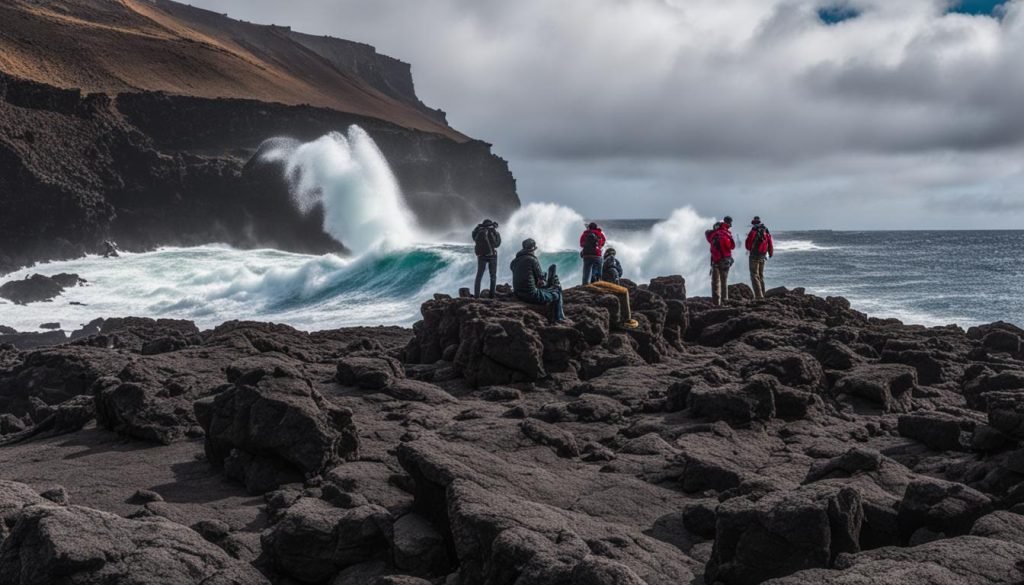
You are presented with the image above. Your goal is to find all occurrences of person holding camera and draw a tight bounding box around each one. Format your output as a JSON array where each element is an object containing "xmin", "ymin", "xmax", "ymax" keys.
[
  {"xmin": 705, "ymin": 216, "xmax": 736, "ymax": 306},
  {"xmin": 471, "ymin": 218, "xmax": 502, "ymax": 298}
]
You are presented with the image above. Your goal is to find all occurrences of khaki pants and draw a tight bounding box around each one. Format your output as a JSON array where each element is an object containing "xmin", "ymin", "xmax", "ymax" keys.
[
  {"xmin": 587, "ymin": 281, "xmax": 632, "ymax": 323},
  {"xmin": 711, "ymin": 261, "xmax": 731, "ymax": 306},
  {"xmin": 749, "ymin": 257, "xmax": 766, "ymax": 300}
]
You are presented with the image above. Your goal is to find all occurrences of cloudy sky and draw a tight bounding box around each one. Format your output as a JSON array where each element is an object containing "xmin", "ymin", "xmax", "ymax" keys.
[{"xmin": 189, "ymin": 0, "xmax": 1023, "ymax": 229}]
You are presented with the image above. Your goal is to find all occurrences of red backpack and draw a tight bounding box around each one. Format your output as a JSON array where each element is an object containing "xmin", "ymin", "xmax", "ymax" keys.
[{"xmin": 751, "ymin": 225, "xmax": 771, "ymax": 255}]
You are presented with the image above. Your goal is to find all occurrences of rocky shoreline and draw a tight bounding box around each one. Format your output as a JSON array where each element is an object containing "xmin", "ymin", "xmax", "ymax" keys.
[{"xmin": 1, "ymin": 278, "xmax": 1023, "ymax": 584}]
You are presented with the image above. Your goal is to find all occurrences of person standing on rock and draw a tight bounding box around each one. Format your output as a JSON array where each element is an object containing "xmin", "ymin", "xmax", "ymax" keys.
[
  {"xmin": 579, "ymin": 222, "xmax": 606, "ymax": 286},
  {"xmin": 744, "ymin": 216, "xmax": 774, "ymax": 300},
  {"xmin": 511, "ymin": 239, "xmax": 571, "ymax": 325},
  {"xmin": 601, "ymin": 248, "xmax": 623, "ymax": 284},
  {"xmin": 472, "ymin": 219, "xmax": 501, "ymax": 298},
  {"xmin": 705, "ymin": 217, "xmax": 736, "ymax": 306}
]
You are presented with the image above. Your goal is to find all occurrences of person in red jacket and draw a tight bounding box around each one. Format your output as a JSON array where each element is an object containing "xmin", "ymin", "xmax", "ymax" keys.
[
  {"xmin": 579, "ymin": 222, "xmax": 606, "ymax": 286},
  {"xmin": 705, "ymin": 216, "xmax": 736, "ymax": 306},
  {"xmin": 744, "ymin": 216, "xmax": 775, "ymax": 300}
]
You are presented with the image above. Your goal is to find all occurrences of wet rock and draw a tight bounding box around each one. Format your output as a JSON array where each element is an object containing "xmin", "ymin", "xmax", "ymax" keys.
[{"xmin": 0, "ymin": 273, "xmax": 81, "ymax": 304}]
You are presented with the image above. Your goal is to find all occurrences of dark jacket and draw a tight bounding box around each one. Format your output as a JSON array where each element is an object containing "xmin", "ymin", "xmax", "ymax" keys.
[
  {"xmin": 602, "ymin": 255, "xmax": 623, "ymax": 283},
  {"xmin": 472, "ymin": 224, "xmax": 501, "ymax": 257},
  {"xmin": 510, "ymin": 249, "xmax": 544, "ymax": 295}
]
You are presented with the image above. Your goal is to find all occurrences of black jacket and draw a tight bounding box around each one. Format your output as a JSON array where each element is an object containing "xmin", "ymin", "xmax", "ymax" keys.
[
  {"xmin": 602, "ymin": 256, "xmax": 622, "ymax": 283},
  {"xmin": 510, "ymin": 249, "xmax": 543, "ymax": 294},
  {"xmin": 472, "ymin": 225, "xmax": 501, "ymax": 257}
]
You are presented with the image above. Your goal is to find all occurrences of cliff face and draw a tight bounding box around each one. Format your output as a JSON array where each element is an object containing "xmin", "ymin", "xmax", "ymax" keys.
[{"xmin": 0, "ymin": 0, "xmax": 519, "ymax": 271}]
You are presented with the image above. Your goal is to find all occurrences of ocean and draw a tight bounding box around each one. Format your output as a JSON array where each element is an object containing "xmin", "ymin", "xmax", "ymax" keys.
[
  {"xmin": 0, "ymin": 128, "xmax": 1020, "ymax": 333},
  {"xmin": 0, "ymin": 223, "xmax": 1020, "ymax": 333}
]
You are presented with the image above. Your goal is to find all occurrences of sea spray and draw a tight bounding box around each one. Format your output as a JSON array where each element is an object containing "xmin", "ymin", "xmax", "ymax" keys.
[{"xmin": 257, "ymin": 127, "xmax": 418, "ymax": 254}]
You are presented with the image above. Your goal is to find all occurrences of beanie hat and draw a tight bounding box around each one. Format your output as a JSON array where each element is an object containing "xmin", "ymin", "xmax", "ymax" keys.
[
  {"xmin": 751, "ymin": 216, "xmax": 761, "ymax": 225},
  {"xmin": 588, "ymin": 222, "xmax": 598, "ymax": 230},
  {"xmin": 723, "ymin": 216, "xmax": 733, "ymax": 226},
  {"xmin": 605, "ymin": 247, "xmax": 616, "ymax": 256},
  {"xmin": 522, "ymin": 238, "xmax": 537, "ymax": 251}
]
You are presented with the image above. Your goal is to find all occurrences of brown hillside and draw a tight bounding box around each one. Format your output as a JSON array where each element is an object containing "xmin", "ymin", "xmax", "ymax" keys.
[{"xmin": 0, "ymin": 0, "xmax": 465, "ymax": 141}]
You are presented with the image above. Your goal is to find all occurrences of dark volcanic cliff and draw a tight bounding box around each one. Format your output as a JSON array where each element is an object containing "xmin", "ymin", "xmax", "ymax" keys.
[{"xmin": 0, "ymin": 0, "xmax": 519, "ymax": 272}]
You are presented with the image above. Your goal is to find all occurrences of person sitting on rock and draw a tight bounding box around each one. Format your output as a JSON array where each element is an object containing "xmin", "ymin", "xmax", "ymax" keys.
[
  {"xmin": 579, "ymin": 222, "xmax": 606, "ymax": 286},
  {"xmin": 601, "ymin": 247, "xmax": 623, "ymax": 284},
  {"xmin": 705, "ymin": 217, "xmax": 735, "ymax": 306},
  {"xmin": 744, "ymin": 216, "xmax": 774, "ymax": 300},
  {"xmin": 471, "ymin": 219, "xmax": 501, "ymax": 298},
  {"xmin": 511, "ymin": 239, "xmax": 571, "ymax": 325}
]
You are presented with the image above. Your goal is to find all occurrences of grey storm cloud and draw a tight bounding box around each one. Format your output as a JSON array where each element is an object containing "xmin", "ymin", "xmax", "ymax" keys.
[{"xmin": 187, "ymin": 0, "xmax": 1024, "ymax": 228}]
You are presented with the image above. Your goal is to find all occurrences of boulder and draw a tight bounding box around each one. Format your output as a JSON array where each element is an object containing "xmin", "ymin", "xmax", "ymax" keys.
[
  {"xmin": 392, "ymin": 512, "xmax": 446, "ymax": 575},
  {"xmin": 199, "ymin": 367, "xmax": 359, "ymax": 493},
  {"xmin": 987, "ymin": 391, "xmax": 1024, "ymax": 441},
  {"xmin": 763, "ymin": 536, "xmax": 1024, "ymax": 584},
  {"xmin": 0, "ymin": 499, "xmax": 269, "ymax": 584},
  {"xmin": 93, "ymin": 361, "xmax": 207, "ymax": 444},
  {"xmin": 833, "ymin": 364, "xmax": 917, "ymax": 413},
  {"xmin": 897, "ymin": 412, "xmax": 969, "ymax": 452},
  {"xmin": 706, "ymin": 484, "xmax": 863, "ymax": 585},
  {"xmin": 337, "ymin": 356, "xmax": 405, "ymax": 390},
  {"xmin": 0, "ymin": 273, "xmax": 80, "ymax": 304},
  {"xmin": 970, "ymin": 511, "xmax": 1024, "ymax": 546},
  {"xmin": 897, "ymin": 477, "xmax": 992, "ymax": 541},
  {"xmin": 262, "ymin": 498, "xmax": 391, "ymax": 583}
]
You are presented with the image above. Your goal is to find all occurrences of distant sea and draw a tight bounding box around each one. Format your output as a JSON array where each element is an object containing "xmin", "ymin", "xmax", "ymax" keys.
[
  {"xmin": 607, "ymin": 221, "xmax": 1023, "ymax": 328},
  {"xmin": 1, "ymin": 214, "xmax": 1019, "ymax": 332}
]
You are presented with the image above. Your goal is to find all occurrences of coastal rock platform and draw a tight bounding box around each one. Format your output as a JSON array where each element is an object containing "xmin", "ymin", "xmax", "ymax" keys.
[{"xmin": 1, "ymin": 278, "xmax": 1023, "ymax": 584}]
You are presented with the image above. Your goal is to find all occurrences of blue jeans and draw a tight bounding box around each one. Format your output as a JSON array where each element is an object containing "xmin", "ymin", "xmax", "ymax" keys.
[
  {"xmin": 517, "ymin": 288, "xmax": 565, "ymax": 322},
  {"xmin": 582, "ymin": 256, "xmax": 601, "ymax": 286},
  {"xmin": 475, "ymin": 255, "xmax": 497, "ymax": 298}
]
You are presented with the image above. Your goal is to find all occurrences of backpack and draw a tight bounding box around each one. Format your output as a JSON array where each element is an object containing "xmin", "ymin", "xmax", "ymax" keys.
[
  {"xmin": 474, "ymin": 227, "xmax": 496, "ymax": 256},
  {"xmin": 751, "ymin": 225, "xmax": 770, "ymax": 256},
  {"xmin": 582, "ymin": 231, "xmax": 599, "ymax": 256}
]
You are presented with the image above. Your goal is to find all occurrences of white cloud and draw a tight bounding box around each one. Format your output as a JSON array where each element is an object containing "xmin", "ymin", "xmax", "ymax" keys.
[{"xmin": 187, "ymin": 0, "xmax": 1024, "ymax": 227}]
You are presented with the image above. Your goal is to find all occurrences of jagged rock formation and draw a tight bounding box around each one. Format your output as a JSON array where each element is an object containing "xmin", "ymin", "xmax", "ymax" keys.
[
  {"xmin": 0, "ymin": 0, "xmax": 519, "ymax": 272},
  {"xmin": 1, "ymin": 283, "xmax": 1024, "ymax": 583}
]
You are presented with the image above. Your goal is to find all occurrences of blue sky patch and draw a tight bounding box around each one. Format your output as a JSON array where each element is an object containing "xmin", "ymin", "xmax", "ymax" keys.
[
  {"xmin": 818, "ymin": 5, "xmax": 861, "ymax": 25},
  {"xmin": 947, "ymin": 0, "xmax": 1006, "ymax": 15}
]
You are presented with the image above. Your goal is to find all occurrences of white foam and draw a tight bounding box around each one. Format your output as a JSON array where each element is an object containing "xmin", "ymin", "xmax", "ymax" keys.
[
  {"xmin": 257, "ymin": 127, "xmax": 419, "ymax": 254},
  {"xmin": 774, "ymin": 240, "xmax": 835, "ymax": 252}
]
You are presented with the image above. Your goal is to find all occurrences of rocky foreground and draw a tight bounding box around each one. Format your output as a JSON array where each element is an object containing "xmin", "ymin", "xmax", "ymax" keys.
[{"xmin": 1, "ymin": 279, "xmax": 1024, "ymax": 584}]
